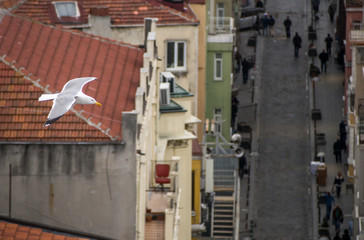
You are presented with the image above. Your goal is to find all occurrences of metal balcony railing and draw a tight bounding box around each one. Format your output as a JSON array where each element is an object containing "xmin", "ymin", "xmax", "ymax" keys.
[
  {"xmin": 358, "ymin": 100, "xmax": 364, "ymax": 144},
  {"xmin": 208, "ymin": 17, "xmax": 234, "ymax": 35},
  {"xmin": 350, "ymin": 22, "xmax": 364, "ymax": 40},
  {"xmin": 346, "ymin": 0, "xmax": 363, "ymax": 7}
]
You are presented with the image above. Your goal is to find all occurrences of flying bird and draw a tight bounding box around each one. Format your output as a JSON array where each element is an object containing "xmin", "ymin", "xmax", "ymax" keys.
[{"xmin": 39, "ymin": 77, "xmax": 101, "ymax": 127}]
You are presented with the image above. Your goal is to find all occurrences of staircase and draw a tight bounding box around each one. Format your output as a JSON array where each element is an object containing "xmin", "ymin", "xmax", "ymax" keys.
[{"xmin": 212, "ymin": 170, "xmax": 236, "ymax": 238}]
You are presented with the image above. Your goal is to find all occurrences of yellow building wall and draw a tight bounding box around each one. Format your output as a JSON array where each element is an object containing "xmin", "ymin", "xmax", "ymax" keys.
[{"xmin": 192, "ymin": 159, "xmax": 201, "ymax": 224}]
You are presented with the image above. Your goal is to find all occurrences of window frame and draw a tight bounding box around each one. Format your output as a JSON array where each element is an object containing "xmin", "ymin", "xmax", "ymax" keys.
[
  {"xmin": 166, "ymin": 40, "xmax": 187, "ymax": 72},
  {"xmin": 216, "ymin": 2, "xmax": 225, "ymax": 28},
  {"xmin": 214, "ymin": 53, "xmax": 223, "ymax": 81},
  {"xmin": 213, "ymin": 108, "xmax": 222, "ymax": 133},
  {"xmin": 52, "ymin": 1, "xmax": 80, "ymax": 18}
]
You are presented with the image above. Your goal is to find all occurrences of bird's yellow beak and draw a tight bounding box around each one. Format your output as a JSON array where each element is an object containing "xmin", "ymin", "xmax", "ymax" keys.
[{"xmin": 95, "ymin": 102, "xmax": 102, "ymax": 106}]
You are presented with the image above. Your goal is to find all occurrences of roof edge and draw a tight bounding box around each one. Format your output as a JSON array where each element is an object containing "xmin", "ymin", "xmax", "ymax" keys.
[
  {"xmin": 0, "ymin": 215, "xmax": 115, "ymax": 240},
  {"xmin": 0, "ymin": 55, "xmax": 119, "ymax": 141}
]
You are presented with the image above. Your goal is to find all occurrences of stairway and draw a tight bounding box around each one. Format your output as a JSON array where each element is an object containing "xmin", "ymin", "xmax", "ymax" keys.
[
  {"xmin": 212, "ymin": 195, "xmax": 235, "ymax": 238},
  {"xmin": 212, "ymin": 170, "xmax": 237, "ymax": 238}
]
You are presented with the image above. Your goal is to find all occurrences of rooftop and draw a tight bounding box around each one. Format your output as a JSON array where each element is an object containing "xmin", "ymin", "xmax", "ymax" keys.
[
  {"xmin": 0, "ymin": 12, "xmax": 144, "ymax": 141},
  {"xmin": 9, "ymin": 0, "xmax": 199, "ymax": 26}
]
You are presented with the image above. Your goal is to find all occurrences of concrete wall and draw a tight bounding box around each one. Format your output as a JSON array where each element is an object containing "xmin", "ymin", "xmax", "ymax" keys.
[{"xmin": 0, "ymin": 113, "xmax": 138, "ymax": 240}]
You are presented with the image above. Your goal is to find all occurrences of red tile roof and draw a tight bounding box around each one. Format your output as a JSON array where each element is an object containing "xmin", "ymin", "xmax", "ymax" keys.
[
  {"xmin": 0, "ymin": 0, "xmax": 23, "ymax": 10},
  {"xmin": 11, "ymin": 0, "xmax": 199, "ymax": 26},
  {"xmin": 0, "ymin": 13, "xmax": 144, "ymax": 142},
  {"xmin": 0, "ymin": 221, "xmax": 90, "ymax": 240}
]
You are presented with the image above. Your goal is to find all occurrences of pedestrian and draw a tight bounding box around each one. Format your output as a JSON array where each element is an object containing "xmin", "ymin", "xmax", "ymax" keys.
[
  {"xmin": 333, "ymin": 138, "xmax": 342, "ymax": 163},
  {"xmin": 239, "ymin": 155, "xmax": 246, "ymax": 178},
  {"xmin": 313, "ymin": 0, "xmax": 320, "ymax": 13},
  {"xmin": 319, "ymin": 49, "xmax": 329, "ymax": 73},
  {"xmin": 340, "ymin": 120, "xmax": 347, "ymax": 152},
  {"xmin": 231, "ymin": 97, "xmax": 239, "ymax": 129},
  {"xmin": 325, "ymin": 192, "xmax": 335, "ymax": 220},
  {"xmin": 328, "ymin": 3, "xmax": 336, "ymax": 22},
  {"xmin": 325, "ymin": 34, "xmax": 334, "ymax": 57},
  {"xmin": 241, "ymin": 58, "xmax": 250, "ymax": 84},
  {"xmin": 254, "ymin": 16, "xmax": 261, "ymax": 35},
  {"xmin": 332, "ymin": 205, "xmax": 344, "ymax": 231},
  {"xmin": 268, "ymin": 15, "xmax": 275, "ymax": 36},
  {"xmin": 292, "ymin": 32, "xmax": 302, "ymax": 57},
  {"xmin": 283, "ymin": 16, "xmax": 292, "ymax": 38},
  {"xmin": 255, "ymin": 0, "xmax": 264, "ymax": 8},
  {"xmin": 333, "ymin": 172, "xmax": 344, "ymax": 198},
  {"xmin": 261, "ymin": 14, "xmax": 269, "ymax": 36},
  {"xmin": 333, "ymin": 231, "xmax": 342, "ymax": 240},
  {"xmin": 235, "ymin": 51, "xmax": 242, "ymax": 74},
  {"xmin": 342, "ymin": 229, "xmax": 350, "ymax": 240}
]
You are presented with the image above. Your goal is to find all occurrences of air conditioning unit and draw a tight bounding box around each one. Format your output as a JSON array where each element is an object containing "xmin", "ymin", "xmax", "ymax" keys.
[
  {"xmin": 160, "ymin": 82, "xmax": 170, "ymax": 105},
  {"xmin": 160, "ymin": 72, "xmax": 176, "ymax": 93}
]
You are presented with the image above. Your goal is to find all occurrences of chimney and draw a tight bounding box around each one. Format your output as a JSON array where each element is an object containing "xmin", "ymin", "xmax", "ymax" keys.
[
  {"xmin": 90, "ymin": 7, "xmax": 109, "ymax": 16},
  {"xmin": 88, "ymin": 7, "xmax": 111, "ymax": 39},
  {"xmin": 162, "ymin": 0, "xmax": 184, "ymax": 12}
]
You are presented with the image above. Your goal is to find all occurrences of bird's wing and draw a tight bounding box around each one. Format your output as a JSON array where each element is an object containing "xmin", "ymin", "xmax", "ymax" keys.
[
  {"xmin": 44, "ymin": 94, "xmax": 76, "ymax": 126},
  {"xmin": 61, "ymin": 77, "xmax": 97, "ymax": 95},
  {"xmin": 43, "ymin": 77, "xmax": 97, "ymax": 126}
]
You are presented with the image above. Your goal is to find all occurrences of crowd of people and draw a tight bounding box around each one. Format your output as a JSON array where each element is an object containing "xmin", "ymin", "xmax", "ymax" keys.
[{"xmin": 235, "ymin": 0, "xmax": 352, "ymax": 239}]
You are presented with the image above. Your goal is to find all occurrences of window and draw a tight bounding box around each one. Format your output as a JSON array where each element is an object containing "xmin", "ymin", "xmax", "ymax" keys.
[
  {"xmin": 166, "ymin": 41, "xmax": 186, "ymax": 71},
  {"xmin": 214, "ymin": 108, "xmax": 222, "ymax": 133},
  {"xmin": 214, "ymin": 53, "xmax": 223, "ymax": 80},
  {"xmin": 53, "ymin": 1, "xmax": 80, "ymax": 18},
  {"xmin": 216, "ymin": 3, "xmax": 225, "ymax": 28}
]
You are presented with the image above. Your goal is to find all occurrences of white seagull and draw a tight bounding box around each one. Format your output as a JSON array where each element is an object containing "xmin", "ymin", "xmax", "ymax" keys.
[{"xmin": 39, "ymin": 77, "xmax": 101, "ymax": 127}]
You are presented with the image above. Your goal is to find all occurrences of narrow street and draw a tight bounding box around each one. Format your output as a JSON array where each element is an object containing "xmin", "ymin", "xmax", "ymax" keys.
[
  {"xmin": 253, "ymin": 0, "xmax": 312, "ymax": 238},
  {"xmin": 236, "ymin": 0, "xmax": 351, "ymax": 239}
]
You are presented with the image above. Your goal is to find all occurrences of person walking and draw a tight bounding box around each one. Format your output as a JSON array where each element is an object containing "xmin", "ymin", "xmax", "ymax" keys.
[
  {"xmin": 239, "ymin": 154, "xmax": 246, "ymax": 178},
  {"xmin": 333, "ymin": 231, "xmax": 342, "ymax": 240},
  {"xmin": 235, "ymin": 51, "xmax": 242, "ymax": 74},
  {"xmin": 231, "ymin": 97, "xmax": 239, "ymax": 129},
  {"xmin": 332, "ymin": 205, "xmax": 344, "ymax": 231},
  {"xmin": 325, "ymin": 192, "xmax": 335, "ymax": 220},
  {"xmin": 325, "ymin": 34, "xmax": 334, "ymax": 57},
  {"xmin": 342, "ymin": 229, "xmax": 351, "ymax": 240},
  {"xmin": 333, "ymin": 138, "xmax": 342, "ymax": 163},
  {"xmin": 261, "ymin": 14, "xmax": 269, "ymax": 36},
  {"xmin": 328, "ymin": 3, "xmax": 336, "ymax": 22},
  {"xmin": 292, "ymin": 32, "xmax": 302, "ymax": 57},
  {"xmin": 340, "ymin": 120, "xmax": 347, "ymax": 152},
  {"xmin": 333, "ymin": 172, "xmax": 344, "ymax": 198},
  {"xmin": 255, "ymin": 0, "xmax": 264, "ymax": 8},
  {"xmin": 241, "ymin": 58, "xmax": 250, "ymax": 84},
  {"xmin": 319, "ymin": 49, "xmax": 329, "ymax": 73},
  {"xmin": 268, "ymin": 15, "xmax": 275, "ymax": 36},
  {"xmin": 283, "ymin": 16, "xmax": 292, "ymax": 38}
]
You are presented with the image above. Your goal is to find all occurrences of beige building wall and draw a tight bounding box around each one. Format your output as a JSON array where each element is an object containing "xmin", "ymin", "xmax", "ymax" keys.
[
  {"xmin": 190, "ymin": 3, "xmax": 207, "ymax": 142},
  {"xmin": 88, "ymin": 21, "xmax": 199, "ymax": 119},
  {"xmin": 163, "ymin": 139, "xmax": 193, "ymax": 239}
]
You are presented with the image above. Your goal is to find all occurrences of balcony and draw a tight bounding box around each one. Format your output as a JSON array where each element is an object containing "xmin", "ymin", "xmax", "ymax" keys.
[
  {"xmin": 346, "ymin": 0, "xmax": 363, "ymax": 7},
  {"xmin": 207, "ymin": 17, "xmax": 235, "ymax": 43},
  {"xmin": 145, "ymin": 160, "xmax": 180, "ymax": 239},
  {"xmin": 350, "ymin": 23, "xmax": 364, "ymax": 42},
  {"xmin": 358, "ymin": 100, "xmax": 364, "ymax": 144}
]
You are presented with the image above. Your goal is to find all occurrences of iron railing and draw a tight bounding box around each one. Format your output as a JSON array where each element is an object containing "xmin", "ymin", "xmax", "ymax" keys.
[{"xmin": 208, "ymin": 17, "xmax": 234, "ymax": 35}]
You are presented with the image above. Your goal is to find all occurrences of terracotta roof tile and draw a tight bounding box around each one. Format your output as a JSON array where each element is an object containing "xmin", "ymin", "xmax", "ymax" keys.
[
  {"xmin": 0, "ymin": 13, "xmax": 143, "ymax": 141},
  {"xmin": 0, "ymin": 221, "xmax": 93, "ymax": 240},
  {"xmin": 11, "ymin": 0, "xmax": 198, "ymax": 26}
]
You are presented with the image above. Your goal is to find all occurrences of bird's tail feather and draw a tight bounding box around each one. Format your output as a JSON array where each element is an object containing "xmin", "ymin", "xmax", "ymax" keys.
[{"xmin": 39, "ymin": 93, "xmax": 58, "ymax": 101}]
